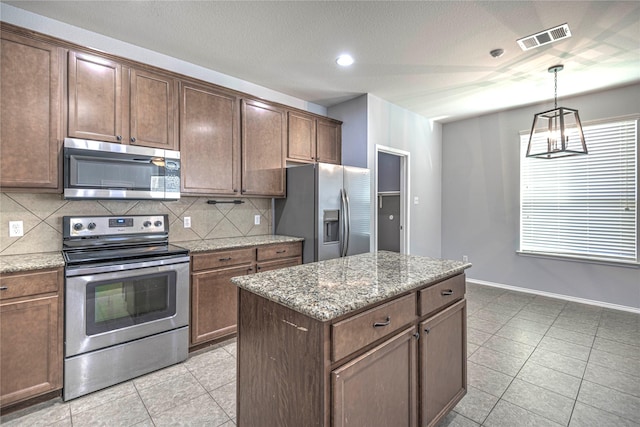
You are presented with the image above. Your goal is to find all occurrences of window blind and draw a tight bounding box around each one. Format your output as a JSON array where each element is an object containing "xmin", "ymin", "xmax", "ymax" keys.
[{"xmin": 520, "ymin": 118, "xmax": 638, "ymax": 263}]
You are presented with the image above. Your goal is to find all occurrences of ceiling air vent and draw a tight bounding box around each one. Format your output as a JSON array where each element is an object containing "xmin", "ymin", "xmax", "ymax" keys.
[{"xmin": 517, "ymin": 23, "xmax": 572, "ymax": 51}]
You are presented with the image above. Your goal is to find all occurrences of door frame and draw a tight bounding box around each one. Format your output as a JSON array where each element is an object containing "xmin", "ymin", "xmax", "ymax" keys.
[{"xmin": 375, "ymin": 145, "xmax": 410, "ymax": 254}]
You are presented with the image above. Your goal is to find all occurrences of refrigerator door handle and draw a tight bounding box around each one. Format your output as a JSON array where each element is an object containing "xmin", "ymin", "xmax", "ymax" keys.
[
  {"xmin": 344, "ymin": 188, "xmax": 351, "ymax": 256},
  {"xmin": 340, "ymin": 189, "xmax": 348, "ymax": 257}
]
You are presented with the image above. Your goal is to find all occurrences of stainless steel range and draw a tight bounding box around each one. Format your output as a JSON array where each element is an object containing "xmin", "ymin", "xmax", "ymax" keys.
[{"xmin": 62, "ymin": 214, "xmax": 189, "ymax": 401}]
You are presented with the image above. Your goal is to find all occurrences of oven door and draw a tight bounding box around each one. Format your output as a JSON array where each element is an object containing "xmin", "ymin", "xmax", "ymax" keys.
[{"xmin": 65, "ymin": 256, "xmax": 189, "ymax": 357}]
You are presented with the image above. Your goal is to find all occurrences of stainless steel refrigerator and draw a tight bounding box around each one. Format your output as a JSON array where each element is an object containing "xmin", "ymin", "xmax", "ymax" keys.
[{"xmin": 274, "ymin": 163, "xmax": 371, "ymax": 264}]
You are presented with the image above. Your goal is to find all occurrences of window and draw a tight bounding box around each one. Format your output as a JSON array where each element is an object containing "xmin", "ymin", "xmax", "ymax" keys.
[{"xmin": 519, "ymin": 117, "xmax": 638, "ymax": 265}]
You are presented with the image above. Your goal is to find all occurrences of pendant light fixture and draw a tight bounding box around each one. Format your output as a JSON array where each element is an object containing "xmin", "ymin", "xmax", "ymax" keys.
[{"xmin": 526, "ymin": 65, "xmax": 587, "ymax": 158}]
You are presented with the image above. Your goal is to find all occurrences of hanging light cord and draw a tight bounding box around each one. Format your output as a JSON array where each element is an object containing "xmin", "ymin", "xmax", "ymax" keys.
[{"xmin": 553, "ymin": 68, "xmax": 558, "ymax": 109}]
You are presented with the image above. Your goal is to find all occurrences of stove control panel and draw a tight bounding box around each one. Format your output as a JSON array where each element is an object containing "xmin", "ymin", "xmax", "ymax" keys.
[{"xmin": 65, "ymin": 215, "xmax": 168, "ymax": 237}]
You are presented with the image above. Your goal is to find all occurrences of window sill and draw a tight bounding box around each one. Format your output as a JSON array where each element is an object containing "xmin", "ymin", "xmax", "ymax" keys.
[{"xmin": 516, "ymin": 251, "xmax": 640, "ymax": 269}]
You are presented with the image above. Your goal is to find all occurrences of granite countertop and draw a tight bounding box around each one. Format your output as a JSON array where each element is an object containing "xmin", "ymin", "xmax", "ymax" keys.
[
  {"xmin": 174, "ymin": 235, "xmax": 304, "ymax": 253},
  {"xmin": 0, "ymin": 252, "xmax": 65, "ymax": 274},
  {"xmin": 0, "ymin": 235, "xmax": 303, "ymax": 274},
  {"xmin": 231, "ymin": 251, "xmax": 472, "ymax": 322}
]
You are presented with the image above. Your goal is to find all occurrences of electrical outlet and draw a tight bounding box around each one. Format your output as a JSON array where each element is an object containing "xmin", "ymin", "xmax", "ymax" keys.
[
  {"xmin": 183, "ymin": 216, "xmax": 191, "ymax": 228},
  {"xmin": 9, "ymin": 221, "xmax": 23, "ymax": 237},
  {"xmin": 254, "ymin": 215, "xmax": 261, "ymax": 225},
  {"xmin": 414, "ymin": 196, "xmax": 419, "ymax": 205},
  {"xmin": 462, "ymin": 255, "xmax": 469, "ymax": 263}
]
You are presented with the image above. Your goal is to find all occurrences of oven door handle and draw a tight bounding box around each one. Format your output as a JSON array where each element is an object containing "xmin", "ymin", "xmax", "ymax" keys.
[{"xmin": 65, "ymin": 255, "xmax": 190, "ymax": 277}]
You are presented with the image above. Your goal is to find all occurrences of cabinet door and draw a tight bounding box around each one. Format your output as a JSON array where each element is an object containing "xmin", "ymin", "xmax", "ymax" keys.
[
  {"xmin": 316, "ymin": 118, "xmax": 341, "ymax": 165},
  {"xmin": 0, "ymin": 31, "xmax": 63, "ymax": 190},
  {"xmin": 180, "ymin": 82, "xmax": 240, "ymax": 195},
  {"xmin": 241, "ymin": 99, "xmax": 286, "ymax": 197},
  {"xmin": 68, "ymin": 51, "xmax": 123, "ymax": 143},
  {"xmin": 0, "ymin": 296, "xmax": 61, "ymax": 407},
  {"xmin": 420, "ymin": 299, "xmax": 467, "ymax": 427},
  {"xmin": 332, "ymin": 327, "xmax": 418, "ymax": 427},
  {"xmin": 191, "ymin": 264, "xmax": 253, "ymax": 346},
  {"xmin": 129, "ymin": 68, "xmax": 178, "ymax": 150},
  {"xmin": 287, "ymin": 111, "xmax": 316, "ymax": 162}
]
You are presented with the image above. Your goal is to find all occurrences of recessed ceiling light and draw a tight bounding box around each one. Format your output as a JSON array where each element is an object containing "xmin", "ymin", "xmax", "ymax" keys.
[{"xmin": 336, "ymin": 54, "xmax": 354, "ymax": 67}]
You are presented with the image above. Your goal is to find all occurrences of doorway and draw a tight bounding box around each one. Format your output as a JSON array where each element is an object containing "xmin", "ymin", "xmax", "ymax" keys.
[{"xmin": 375, "ymin": 146, "xmax": 409, "ymax": 254}]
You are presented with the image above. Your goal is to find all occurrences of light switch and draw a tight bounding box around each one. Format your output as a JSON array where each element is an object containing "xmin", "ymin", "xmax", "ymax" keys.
[
  {"xmin": 254, "ymin": 215, "xmax": 261, "ymax": 225},
  {"xmin": 414, "ymin": 196, "xmax": 419, "ymax": 205},
  {"xmin": 183, "ymin": 217, "xmax": 191, "ymax": 228}
]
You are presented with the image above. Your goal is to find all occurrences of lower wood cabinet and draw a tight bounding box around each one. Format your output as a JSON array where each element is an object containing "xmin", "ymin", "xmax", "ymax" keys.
[
  {"xmin": 332, "ymin": 327, "xmax": 418, "ymax": 427},
  {"xmin": 0, "ymin": 268, "xmax": 63, "ymax": 409},
  {"xmin": 189, "ymin": 242, "xmax": 302, "ymax": 348},
  {"xmin": 237, "ymin": 273, "xmax": 466, "ymax": 427},
  {"xmin": 421, "ymin": 299, "xmax": 467, "ymax": 427}
]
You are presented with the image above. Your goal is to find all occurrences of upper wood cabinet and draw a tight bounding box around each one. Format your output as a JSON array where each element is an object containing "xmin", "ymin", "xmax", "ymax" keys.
[
  {"xmin": 241, "ymin": 98, "xmax": 286, "ymax": 197},
  {"xmin": 68, "ymin": 51, "xmax": 178, "ymax": 150},
  {"xmin": 180, "ymin": 82, "xmax": 240, "ymax": 195},
  {"xmin": 287, "ymin": 111, "xmax": 341, "ymax": 165},
  {"xmin": 0, "ymin": 30, "xmax": 64, "ymax": 191}
]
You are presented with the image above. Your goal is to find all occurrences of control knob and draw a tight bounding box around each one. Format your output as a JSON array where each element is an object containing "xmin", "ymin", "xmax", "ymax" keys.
[
  {"xmin": 87, "ymin": 222, "xmax": 96, "ymax": 230},
  {"xmin": 73, "ymin": 223, "xmax": 83, "ymax": 231},
  {"xmin": 154, "ymin": 220, "xmax": 163, "ymax": 227},
  {"xmin": 143, "ymin": 221, "xmax": 152, "ymax": 227}
]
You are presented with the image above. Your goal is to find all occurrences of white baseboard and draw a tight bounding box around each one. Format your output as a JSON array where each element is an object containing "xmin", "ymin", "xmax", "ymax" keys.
[{"xmin": 467, "ymin": 278, "xmax": 640, "ymax": 314}]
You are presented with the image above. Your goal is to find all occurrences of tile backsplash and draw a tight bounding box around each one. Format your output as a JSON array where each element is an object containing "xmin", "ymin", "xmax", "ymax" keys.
[{"xmin": 0, "ymin": 192, "xmax": 272, "ymax": 255}]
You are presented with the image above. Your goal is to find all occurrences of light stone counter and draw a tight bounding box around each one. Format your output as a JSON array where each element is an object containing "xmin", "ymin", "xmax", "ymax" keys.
[
  {"xmin": 231, "ymin": 251, "xmax": 472, "ymax": 321},
  {"xmin": 0, "ymin": 252, "xmax": 65, "ymax": 274},
  {"xmin": 0, "ymin": 235, "xmax": 303, "ymax": 274},
  {"xmin": 173, "ymin": 234, "xmax": 303, "ymax": 253}
]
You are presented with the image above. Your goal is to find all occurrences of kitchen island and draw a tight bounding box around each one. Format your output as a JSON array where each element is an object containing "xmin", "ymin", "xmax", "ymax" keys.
[{"xmin": 231, "ymin": 251, "xmax": 471, "ymax": 427}]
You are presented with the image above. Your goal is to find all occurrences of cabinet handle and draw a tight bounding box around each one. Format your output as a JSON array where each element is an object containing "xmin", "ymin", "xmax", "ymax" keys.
[
  {"xmin": 116, "ymin": 135, "xmax": 122, "ymax": 141},
  {"xmin": 248, "ymin": 267, "xmax": 254, "ymax": 273},
  {"xmin": 234, "ymin": 189, "xmax": 238, "ymax": 193},
  {"xmin": 130, "ymin": 137, "xmax": 136, "ymax": 143},
  {"xmin": 0, "ymin": 286, "xmax": 7, "ymax": 291},
  {"xmin": 413, "ymin": 332, "xmax": 420, "ymax": 340},
  {"xmin": 373, "ymin": 316, "xmax": 391, "ymax": 328},
  {"xmin": 424, "ymin": 328, "xmax": 431, "ymax": 334},
  {"xmin": 276, "ymin": 250, "xmax": 286, "ymax": 254},
  {"xmin": 219, "ymin": 257, "xmax": 232, "ymax": 261},
  {"xmin": 441, "ymin": 289, "xmax": 454, "ymax": 296}
]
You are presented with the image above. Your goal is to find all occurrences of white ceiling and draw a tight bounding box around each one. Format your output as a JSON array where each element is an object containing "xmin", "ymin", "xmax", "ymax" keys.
[{"xmin": 5, "ymin": 1, "xmax": 640, "ymax": 122}]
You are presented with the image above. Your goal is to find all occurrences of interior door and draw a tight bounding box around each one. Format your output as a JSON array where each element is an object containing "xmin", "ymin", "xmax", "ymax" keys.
[{"xmin": 378, "ymin": 194, "xmax": 401, "ymax": 252}]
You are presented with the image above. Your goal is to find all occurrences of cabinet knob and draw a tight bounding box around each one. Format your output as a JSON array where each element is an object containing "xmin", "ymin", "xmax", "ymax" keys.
[
  {"xmin": 276, "ymin": 250, "xmax": 286, "ymax": 254},
  {"xmin": 373, "ymin": 316, "xmax": 391, "ymax": 328},
  {"xmin": 424, "ymin": 328, "xmax": 431, "ymax": 334},
  {"xmin": 130, "ymin": 137, "xmax": 137, "ymax": 143},
  {"xmin": 413, "ymin": 332, "xmax": 420, "ymax": 340},
  {"xmin": 219, "ymin": 257, "xmax": 232, "ymax": 262},
  {"xmin": 116, "ymin": 135, "xmax": 122, "ymax": 141}
]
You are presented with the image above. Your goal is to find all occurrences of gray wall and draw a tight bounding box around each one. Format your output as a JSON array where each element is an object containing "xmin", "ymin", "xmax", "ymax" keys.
[
  {"xmin": 328, "ymin": 94, "xmax": 368, "ymax": 168},
  {"xmin": 442, "ymin": 83, "xmax": 640, "ymax": 309},
  {"xmin": 378, "ymin": 152, "xmax": 401, "ymax": 193},
  {"xmin": 367, "ymin": 94, "xmax": 442, "ymax": 258}
]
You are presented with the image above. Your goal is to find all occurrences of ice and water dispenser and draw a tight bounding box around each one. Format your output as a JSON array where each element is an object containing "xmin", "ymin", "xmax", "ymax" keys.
[{"xmin": 323, "ymin": 210, "xmax": 340, "ymax": 244}]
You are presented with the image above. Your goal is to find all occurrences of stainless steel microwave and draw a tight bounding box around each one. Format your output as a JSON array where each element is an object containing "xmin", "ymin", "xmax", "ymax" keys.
[{"xmin": 64, "ymin": 138, "xmax": 181, "ymax": 200}]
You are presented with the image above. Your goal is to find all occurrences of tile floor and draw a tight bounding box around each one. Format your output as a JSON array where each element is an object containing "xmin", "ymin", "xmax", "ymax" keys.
[{"xmin": 2, "ymin": 282, "xmax": 639, "ymax": 426}]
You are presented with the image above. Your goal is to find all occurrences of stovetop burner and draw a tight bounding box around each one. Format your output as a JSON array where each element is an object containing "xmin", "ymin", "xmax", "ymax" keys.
[{"xmin": 62, "ymin": 214, "xmax": 188, "ymax": 265}]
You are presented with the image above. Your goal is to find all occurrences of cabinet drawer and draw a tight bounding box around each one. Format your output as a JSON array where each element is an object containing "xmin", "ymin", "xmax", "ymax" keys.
[
  {"xmin": 257, "ymin": 242, "xmax": 302, "ymax": 261},
  {"xmin": 0, "ymin": 269, "xmax": 60, "ymax": 300},
  {"xmin": 419, "ymin": 274, "xmax": 465, "ymax": 317},
  {"xmin": 332, "ymin": 293, "xmax": 416, "ymax": 362},
  {"xmin": 256, "ymin": 257, "xmax": 301, "ymax": 273},
  {"xmin": 192, "ymin": 248, "xmax": 255, "ymax": 271}
]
